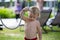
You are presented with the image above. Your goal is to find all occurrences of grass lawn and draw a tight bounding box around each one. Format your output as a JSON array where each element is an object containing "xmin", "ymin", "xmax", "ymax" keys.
[{"xmin": 0, "ymin": 26, "xmax": 60, "ymax": 40}]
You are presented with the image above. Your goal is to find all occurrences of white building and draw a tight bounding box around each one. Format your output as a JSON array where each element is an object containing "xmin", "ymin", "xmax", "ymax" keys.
[
  {"xmin": 0, "ymin": 0, "xmax": 58, "ymax": 10},
  {"xmin": 43, "ymin": 0, "xmax": 58, "ymax": 10}
]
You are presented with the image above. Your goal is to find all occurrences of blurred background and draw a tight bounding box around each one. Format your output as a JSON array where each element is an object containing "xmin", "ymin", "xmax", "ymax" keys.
[{"xmin": 0, "ymin": 0, "xmax": 60, "ymax": 40}]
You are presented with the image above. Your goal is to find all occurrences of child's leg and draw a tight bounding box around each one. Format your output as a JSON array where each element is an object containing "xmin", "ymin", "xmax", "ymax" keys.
[{"xmin": 16, "ymin": 14, "xmax": 19, "ymax": 19}]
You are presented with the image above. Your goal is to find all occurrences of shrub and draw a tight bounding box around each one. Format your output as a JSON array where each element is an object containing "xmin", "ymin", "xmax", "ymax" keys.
[{"xmin": 0, "ymin": 8, "xmax": 15, "ymax": 18}]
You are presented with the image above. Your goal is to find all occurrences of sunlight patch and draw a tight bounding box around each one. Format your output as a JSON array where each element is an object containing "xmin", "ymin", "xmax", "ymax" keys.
[{"xmin": 5, "ymin": 33, "xmax": 23, "ymax": 37}]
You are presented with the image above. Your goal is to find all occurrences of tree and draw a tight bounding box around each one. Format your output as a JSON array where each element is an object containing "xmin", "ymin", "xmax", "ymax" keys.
[{"xmin": 37, "ymin": 0, "xmax": 44, "ymax": 11}]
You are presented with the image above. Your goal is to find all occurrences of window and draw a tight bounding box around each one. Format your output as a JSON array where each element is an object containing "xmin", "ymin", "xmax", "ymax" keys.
[
  {"xmin": 43, "ymin": 1, "xmax": 58, "ymax": 7},
  {"xmin": 43, "ymin": 1, "xmax": 46, "ymax": 7},
  {"xmin": 43, "ymin": 1, "xmax": 50, "ymax": 7}
]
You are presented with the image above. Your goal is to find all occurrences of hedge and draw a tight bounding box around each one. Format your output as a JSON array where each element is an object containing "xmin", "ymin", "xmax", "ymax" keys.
[{"xmin": 0, "ymin": 8, "xmax": 15, "ymax": 18}]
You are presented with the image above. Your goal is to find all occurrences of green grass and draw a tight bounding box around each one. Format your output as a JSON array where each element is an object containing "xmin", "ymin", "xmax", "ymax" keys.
[
  {"xmin": 0, "ymin": 26, "xmax": 60, "ymax": 40},
  {"xmin": 42, "ymin": 32, "xmax": 60, "ymax": 40}
]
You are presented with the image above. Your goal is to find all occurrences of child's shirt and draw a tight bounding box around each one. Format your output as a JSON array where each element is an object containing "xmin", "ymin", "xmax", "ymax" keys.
[{"xmin": 24, "ymin": 20, "xmax": 40, "ymax": 39}]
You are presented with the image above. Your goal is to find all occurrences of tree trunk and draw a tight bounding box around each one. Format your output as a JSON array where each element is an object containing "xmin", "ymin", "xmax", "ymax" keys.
[{"xmin": 37, "ymin": 0, "xmax": 44, "ymax": 11}]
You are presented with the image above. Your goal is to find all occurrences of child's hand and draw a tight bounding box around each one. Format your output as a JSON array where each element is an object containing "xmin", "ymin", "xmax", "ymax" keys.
[{"xmin": 23, "ymin": 7, "xmax": 30, "ymax": 11}]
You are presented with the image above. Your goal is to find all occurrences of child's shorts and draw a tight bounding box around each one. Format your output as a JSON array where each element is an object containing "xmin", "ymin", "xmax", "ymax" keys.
[{"xmin": 24, "ymin": 37, "xmax": 37, "ymax": 40}]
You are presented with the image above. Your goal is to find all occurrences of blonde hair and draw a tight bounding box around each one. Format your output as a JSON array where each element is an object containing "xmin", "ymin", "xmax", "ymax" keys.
[{"xmin": 30, "ymin": 6, "xmax": 40, "ymax": 17}]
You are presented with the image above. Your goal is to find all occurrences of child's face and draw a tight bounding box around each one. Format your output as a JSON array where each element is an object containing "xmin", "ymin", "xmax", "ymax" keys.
[
  {"xmin": 29, "ymin": 13, "xmax": 38, "ymax": 19},
  {"xmin": 24, "ymin": 10, "xmax": 38, "ymax": 19}
]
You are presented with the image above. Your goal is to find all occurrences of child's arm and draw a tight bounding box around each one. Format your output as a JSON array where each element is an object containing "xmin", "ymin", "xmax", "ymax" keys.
[
  {"xmin": 37, "ymin": 21, "xmax": 42, "ymax": 40},
  {"xmin": 20, "ymin": 7, "xmax": 34, "ymax": 22}
]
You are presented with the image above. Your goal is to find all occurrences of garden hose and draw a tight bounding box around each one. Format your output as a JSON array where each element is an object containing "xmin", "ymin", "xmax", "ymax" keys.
[{"xmin": 0, "ymin": 17, "xmax": 22, "ymax": 30}]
